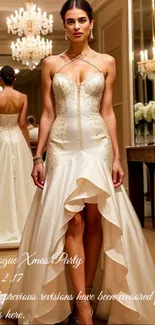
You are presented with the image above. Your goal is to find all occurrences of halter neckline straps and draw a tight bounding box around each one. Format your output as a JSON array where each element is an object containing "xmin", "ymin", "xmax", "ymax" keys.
[{"xmin": 55, "ymin": 56, "xmax": 102, "ymax": 75}]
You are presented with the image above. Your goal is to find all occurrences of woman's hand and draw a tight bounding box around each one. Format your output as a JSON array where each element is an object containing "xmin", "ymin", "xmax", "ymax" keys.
[
  {"xmin": 112, "ymin": 158, "xmax": 125, "ymax": 188},
  {"xmin": 31, "ymin": 163, "xmax": 44, "ymax": 189}
]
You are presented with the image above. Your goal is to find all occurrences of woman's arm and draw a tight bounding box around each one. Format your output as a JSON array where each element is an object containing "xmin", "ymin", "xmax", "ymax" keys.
[
  {"xmin": 31, "ymin": 57, "xmax": 56, "ymax": 189},
  {"xmin": 100, "ymin": 56, "xmax": 125, "ymax": 187},
  {"xmin": 19, "ymin": 95, "xmax": 30, "ymax": 148},
  {"xmin": 36, "ymin": 58, "xmax": 56, "ymax": 156}
]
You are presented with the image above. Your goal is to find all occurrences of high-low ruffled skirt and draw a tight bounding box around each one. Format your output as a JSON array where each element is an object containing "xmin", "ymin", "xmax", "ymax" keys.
[{"xmin": 2, "ymin": 151, "xmax": 155, "ymax": 324}]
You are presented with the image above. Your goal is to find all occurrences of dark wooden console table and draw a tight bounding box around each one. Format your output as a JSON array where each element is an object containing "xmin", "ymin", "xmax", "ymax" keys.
[{"xmin": 126, "ymin": 145, "xmax": 155, "ymax": 228}]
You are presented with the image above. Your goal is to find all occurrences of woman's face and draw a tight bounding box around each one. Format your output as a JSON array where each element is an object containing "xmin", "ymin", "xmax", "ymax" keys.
[{"xmin": 64, "ymin": 8, "xmax": 93, "ymax": 42}]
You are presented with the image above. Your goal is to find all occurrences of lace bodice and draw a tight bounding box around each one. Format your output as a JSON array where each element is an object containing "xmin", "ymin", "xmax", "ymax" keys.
[
  {"xmin": 46, "ymin": 71, "xmax": 114, "ymax": 173},
  {"xmin": 0, "ymin": 114, "xmax": 19, "ymax": 128}
]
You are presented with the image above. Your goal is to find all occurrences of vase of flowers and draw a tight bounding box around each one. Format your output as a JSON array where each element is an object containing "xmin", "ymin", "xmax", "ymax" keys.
[{"xmin": 134, "ymin": 101, "xmax": 154, "ymax": 146}]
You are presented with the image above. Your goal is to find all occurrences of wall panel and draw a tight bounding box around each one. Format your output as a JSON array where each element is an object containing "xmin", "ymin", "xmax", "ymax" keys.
[{"xmin": 95, "ymin": 0, "xmax": 132, "ymax": 186}]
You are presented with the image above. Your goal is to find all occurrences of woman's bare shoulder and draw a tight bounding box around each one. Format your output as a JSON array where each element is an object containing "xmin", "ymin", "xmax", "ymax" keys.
[
  {"xmin": 0, "ymin": 88, "xmax": 26, "ymax": 99},
  {"xmin": 43, "ymin": 54, "xmax": 65, "ymax": 68},
  {"xmin": 97, "ymin": 52, "xmax": 115, "ymax": 64},
  {"xmin": 13, "ymin": 89, "xmax": 27, "ymax": 100},
  {"xmin": 43, "ymin": 55, "xmax": 60, "ymax": 65},
  {"xmin": 91, "ymin": 52, "xmax": 115, "ymax": 76},
  {"xmin": 42, "ymin": 54, "xmax": 64, "ymax": 76}
]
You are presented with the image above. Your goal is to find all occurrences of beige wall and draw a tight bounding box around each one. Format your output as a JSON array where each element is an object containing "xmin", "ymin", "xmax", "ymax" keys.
[{"xmin": 94, "ymin": 0, "xmax": 133, "ymax": 186}]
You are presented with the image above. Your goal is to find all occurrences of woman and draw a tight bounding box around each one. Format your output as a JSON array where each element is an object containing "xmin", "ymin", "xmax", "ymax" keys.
[
  {"xmin": 0, "ymin": 66, "xmax": 36, "ymax": 246},
  {"xmin": 2, "ymin": 1, "xmax": 155, "ymax": 324}
]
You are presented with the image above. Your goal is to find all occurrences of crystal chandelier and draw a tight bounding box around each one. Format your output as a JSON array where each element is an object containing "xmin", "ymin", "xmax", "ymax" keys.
[
  {"xmin": 6, "ymin": 2, "xmax": 53, "ymax": 36},
  {"xmin": 11, "ymin": 36, "xmax": 52, "ymax": 70},
  {"xmin": 6, "ymin": 1, "xmax": 54, "ymax": 69},
  {"xmin": 137, "ymin": 0, "xmax": 155, "ymax": 79}
]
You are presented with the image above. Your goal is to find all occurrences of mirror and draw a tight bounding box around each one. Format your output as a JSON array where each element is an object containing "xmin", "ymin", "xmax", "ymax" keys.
[
  {"xmin": 133, "ymin": 0, "xmax": 155, "ymax": 228},
  {"xmin": 133, "ymin": 0, "xmax": 155, "ymax": 145},
  {"xmin": 0, "ymin": 61, "xmax": 41, "ymax": 249},
  {"xmin": 0, "ymin": 7, "xmax": 67, "ymax": 249}
]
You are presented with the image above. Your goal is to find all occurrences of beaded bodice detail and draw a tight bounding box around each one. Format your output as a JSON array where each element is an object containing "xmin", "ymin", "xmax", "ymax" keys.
[
  {"xmin": 0, "ymin": 114, "xmax": 19, "ymax": 128},
  {"xmin": 46, "ymin": 58, "xmax": 114, "ymax": 173}
]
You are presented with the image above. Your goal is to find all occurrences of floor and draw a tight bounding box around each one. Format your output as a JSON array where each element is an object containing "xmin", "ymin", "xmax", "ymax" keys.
[
  {"xmin": 144, "ymin": 216, "xmax": 155, "ymax": 231},
  {"xmin": 0, "ymin": 222, "xmax": 155, "ymax": 325}
]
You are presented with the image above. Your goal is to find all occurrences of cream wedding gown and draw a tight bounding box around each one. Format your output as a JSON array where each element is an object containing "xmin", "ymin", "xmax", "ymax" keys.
[
  {"xmin": 0, "ymin": 114, "xmax": 35, "ymax": 246},
  {"xmin": 1, "ymin": 60, "xmax": 155, "ymax": 324}
]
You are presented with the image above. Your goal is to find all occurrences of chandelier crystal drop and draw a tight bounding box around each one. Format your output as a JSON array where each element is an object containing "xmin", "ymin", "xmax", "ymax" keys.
[
  {"xmin": 6, "ymin": 2, "xmax": 54, "ymax": 37},
  {"xmin": 11, "ymin": 36, "xmax": 52, "ymax": 70}
]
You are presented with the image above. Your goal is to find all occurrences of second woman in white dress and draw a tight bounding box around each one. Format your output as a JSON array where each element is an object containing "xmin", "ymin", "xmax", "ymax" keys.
[{"xmin": 0, "ymin": 65, "xmax": 36, "ymax": 247}]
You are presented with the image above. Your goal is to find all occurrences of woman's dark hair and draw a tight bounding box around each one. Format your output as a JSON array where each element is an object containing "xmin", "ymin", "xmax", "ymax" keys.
[
  {"xmin": 0, "ymin": 65, "xmax": 15, "ymax": 86},
  {"xmin": 60, "ymin": 0, "xmax": 93, "ymax": 22}
]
